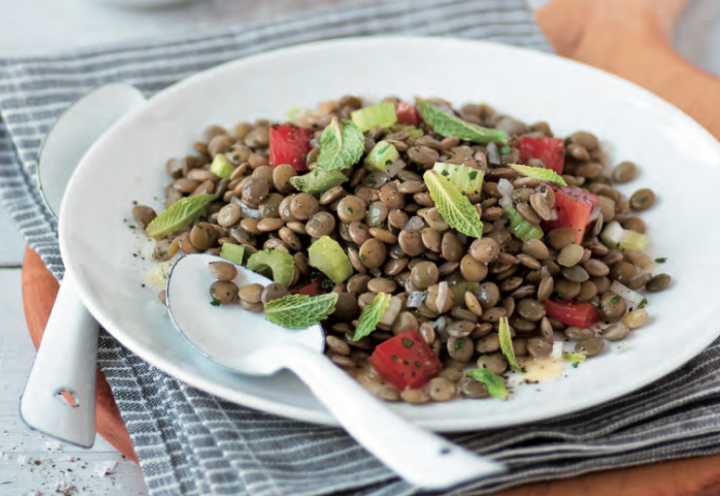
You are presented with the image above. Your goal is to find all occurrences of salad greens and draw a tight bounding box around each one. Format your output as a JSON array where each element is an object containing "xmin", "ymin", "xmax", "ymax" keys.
[
  {"xmin": 499, "ymin": 317, "xmax": 523, "ymax": 372},
  {"xmin": 509, "ymin": 163, "xmax": 567, "ymax": 186},
  {"xmin": 290, "ymin": 168, "xmax": 348, "ymax": 197},
  {"xmin": 146, "ymin": 194, "xmax": 217, "ymax": 238},
  {"xmin": 317, "ymin": 118, "xmax": 364, "ymax": 171},
  {"xmin": 417, "ymin": 100, "xmax": 508, "ymax": 143},
  {"xmin": 423, "ymin": 170, "xmax": 483, "ymax": 238},
  {"xmin": 353, "ymin": 292, "xmax": 392, "ymax": 341},
  {"xmin": 264, "ymin": 293, "xmax": 338, "ymax": 329},
  {"xmin": 464, "ymin": 368, "xmax": 508, "ymax": 400}
]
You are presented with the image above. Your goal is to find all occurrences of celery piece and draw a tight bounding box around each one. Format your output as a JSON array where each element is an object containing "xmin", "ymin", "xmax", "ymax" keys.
[
  {"xmin": 364, "ymin": 141, "xmax": 400, "ymax": 171},
  {"xmin": 433, "ymin": 162, "xmax": 484, "ymax": 194},
  {"xmin": 247, "ymin": 249, "xmax": 295, "ymax": 287},
  {"xmin": 621, "ymin": 230, "xmax": 648, "ymax": 252},
  {"xmin": 351, "ymin": 103, "xmax": 397, "ymax": 132},
  {"xmin": 307, "ymin": 236, "xmax": 353, "ymax": 284},
  {"xmin": 219, "ymin": 243, "xmax": 245, "ymax": 266},
  {"xmin": 390, "ymin": 124, "xmax": 424, "ymax": 139},
  {"xmin": 286, "ymin": 107, "xmax": 312, "ymax": 122},
  {"xmin": 503, "ymin": 206, "xmax": 543, "ymax": 241},
  {"xmin": 445, "ymin": 270, "xmax": 479, "ymax": 304},
  {"xmin": 601, "ymin": 221, "xmax": 648, "ymax": 252},
  {"xmin": 210, "ymin": 154, "xmax": 236, "ymax": 179}
]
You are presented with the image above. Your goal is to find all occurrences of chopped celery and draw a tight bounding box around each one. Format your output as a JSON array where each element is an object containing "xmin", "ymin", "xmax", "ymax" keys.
[
  {"xmin": 364, "ymin": 141, "xmax": 400, "ymax": 171},
  {"xmin": 290, "ymin": 169, "xmax": 348, "ymax": 197},
  {"xmin": 220, "ymin": 243, "xmax": 245, "ymax": 265},
  {"xmin": 503, "ymin": 206, "xmax": 543, "ymax": 241},
  {"xmin": 210, "ymin": 154, "xmax": 236, "ymax": 179},
  {"xmin": 622, "ymin": 230, "xmax": 648, "ymax": 252},
  {"xmin": 508, "ymin": 163, "xmax": 566, "ymax": 186},
  {"xmin": 390, "ymin": 124, "xmax": 424, "ymax": 139},
  {"xmin": 445, "ymin": 270, "xmax": 479, "ymax": 303},
  {"xmin": 286, "ymin": 107, "xmax": 311, "ymax": 122},
  {"xmin": 601, "ymin": 221, "xmax": 649, "ymax": 252},
  {"xmin": 433, "ymin": 162, "xmax": 484, "ymax": 194},
  {"xmin": 247, "ymin": 249, "xmax": 295, "ymax": 287},
  {"xmin": 307, "ymin": 236, "xmax": 353, "ymax": 284},
  {"xmin": 351, "ymin": 103, "xmax": 397, "ymax": 132}
]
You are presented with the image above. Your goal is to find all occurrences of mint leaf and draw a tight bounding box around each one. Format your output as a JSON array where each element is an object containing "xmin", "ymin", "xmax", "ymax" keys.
[
  {"xmin": 247, "ymin": 249, "xmax": 295, "ymax": 287},
  {"xmin": 290, "ymin": 168, "xmax": 348, "ymax": 197},
  {"xmin": 432, "ymin": 162, "xmax": 484, "ymax": 194},
  {"xmin": 146, "ymin": 194, "xmax": 217, "ymax": 238},
  {"xmin": 464, "ymin": 369, "xmax": 508, "ymax": 400},
  {"xmin": 317, "ymin": 118, "xmax": 364, "ymax": 171},
  {"xmin": 424, "ymin": 170, "xmax": 483, "ymax": 238},
  {"xmin": 353, "ymin": 292, "xmax": 392, "ymax": 341},
  {"xmin": 563, "ymin": 352, "xmax": 587, "ymax": 367},
  {"xmin": 499, "ymin": 317, "xmax": 523, "ymax": 372},
  {"xmin": 417, "ymin": 100, "xmax": 508, "ymax": 143},
  {"xmin": 509, "ymin": 163, "xmax": 567, "ymax": 186},
  {"xmin": 264, "ymin": 293, "xmax": 338, "ymax": 329}
]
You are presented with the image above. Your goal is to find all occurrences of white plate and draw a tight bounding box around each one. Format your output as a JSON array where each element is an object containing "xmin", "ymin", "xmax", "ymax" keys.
[{"xmin": 60, "ymin": 37, "xmax": 720, "ymax": 432}]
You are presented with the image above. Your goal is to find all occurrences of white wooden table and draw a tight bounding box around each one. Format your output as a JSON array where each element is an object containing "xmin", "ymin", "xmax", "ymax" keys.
[{"xmin": 1, "ymin": 0, "xmax": 719, "ymax": 494}]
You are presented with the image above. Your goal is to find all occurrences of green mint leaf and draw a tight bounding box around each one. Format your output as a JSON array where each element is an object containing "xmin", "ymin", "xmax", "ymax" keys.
[
  {"xmin": 563, "ymin": 352, "xmax": 587, "ymax": 366},
  {"xmin": 499, "ymin": 317, "xmax": 523, "ymax": 372},
  {"xmin": 353, "ymin": 292, "xmax": 392, "ymax": 341},
  {"xmin": 417, "ymin": 100, "xmax": 508, "ymax": 143},
  {"xmin": 290, "ymin": 168, "xmax": 348, "ymax": 197},
  {"xmin": 317, "ymin": 118, "xmax": 365, "ymax": 171},
  {"xmin": 264, "ymin": 293, "xmax": 339, "ymax": 329},
  {"xmin": 146, "ymin": 194, "xmax": 217, "ymax": 238},
  {"xmin": 464, "ymin": 369, "xmax": 508, "ymax": 400},
  {"xmin": 423, "ymin": 170, "xmax": 483, "ymax": 238},
  {"xmin": 508, "ymin": 163, "xmax": 567, "ymax": 186},
  {"xmin": 247, "ymin": 249, "xmax": 295, "ymax": 287}
]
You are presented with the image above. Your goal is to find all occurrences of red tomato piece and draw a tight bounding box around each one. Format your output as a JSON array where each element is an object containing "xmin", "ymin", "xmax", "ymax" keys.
[
  {"xmin": 517, "ymin": 136, "xmax": 566, "ymax": 174},
  {"xmin": 290, "ymin": 275, "xmax": 329, "ymax": 296},
  {"xmin": 396, "ymin": 102, "xmax": 420, "ymax": 126},
  {"xmin": 543, "ymin": 299, "xmax": 601, "ymax": 328},
  {"xmin": 269, "ymin": 125, "xmax": 314, "ymax": 172},
  {"xmin": 541, "ymin": 186, "xmax": 599, "ymax": 245},
  {"xmin": 368, "ymin": 329, "xmax": 442, "ymax": 391}
]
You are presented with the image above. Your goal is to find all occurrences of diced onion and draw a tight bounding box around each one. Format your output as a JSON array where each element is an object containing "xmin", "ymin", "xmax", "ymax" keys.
[
  {"xmin": 407, "ymin": 291, "xmax": 425, "ymax": 308},
  {"xmin": 588, "ymin": 205, "xmax": 602, "ymax": 223},
  {"xmin": 498, "ymin": 178, "xmax": 514, "ymax": 210},
  {"xmin": 404, "ymin": 216, "xmax": 426, "ymax": 230},
  {"xmin": 386, "ymin": 159, "xmax": 407, "ymax": 177},
  {"xmin": 610, "ymin": 280, "xmax": 646, "ymax": 309},
  {"xmin": 487, "ymin": 142, "xmax": 501, "ymax": 165},
  {"xmin": 437, "ymin": 281, "xmax": 449, "ymax": 312},
  {"xmin": 551, "ymin": 341, "xmax": 564, "ymax": 359},
  {"xmin": 430, "ymin": 316, "xmax": 447, "ymax": 332}
]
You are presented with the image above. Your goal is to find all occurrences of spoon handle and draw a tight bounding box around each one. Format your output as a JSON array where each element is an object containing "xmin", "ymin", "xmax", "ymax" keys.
[
  {"xmin": 20, "ymin": 271, "xmax": 98, "ymax": 448},
  {"xmin": 250, "ymin": 344, "xmax": 504, "ymax": 490}
]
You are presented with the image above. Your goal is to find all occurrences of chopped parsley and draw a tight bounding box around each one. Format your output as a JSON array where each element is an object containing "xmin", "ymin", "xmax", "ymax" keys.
[
  {"xmin": 609, "ymin": 295, "xmax": 622, "ymax": 305},
  {"xmin": 637, "ymin": 298, "xmax": 648, "ymax": 310},
  {"xmin": 402, "ymin": 338, "xmax": 414, "ymax": 348},
  {"xmin": 210, "ymin": 298, "xmax": 221, "ymax": 307},
  {"xmin": 655, "ymin": 257, "xmax": 667, "ymax": 263},
  {"xmin": 454, "ymin": 339, "xmax": 465, "ymax": 350}
]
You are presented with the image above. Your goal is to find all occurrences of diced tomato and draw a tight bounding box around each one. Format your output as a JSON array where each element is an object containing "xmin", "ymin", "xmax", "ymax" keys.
[
  {"xmin": 517, "ymin": 136, "xmax": 566, "ymax": 174},
  {"xmin": 541, "ymin": 186, "xmax": 599, "ymax": 244},
  {"xmin": 368, "ymin": 329, "xmax": 442, "ymax": 390},
  {"xmin": 543, "ymin": 299, "xmax": 601, "ymax": 328},
  {"xmin": 396, "ymin": 102, "xmax": 420, "ymax": 126},
  {"xmin": 290, "ymin": 275, "xmax": 329, "ymax": 296},
  {"xmin": 269, "ymin": 125, "xmax": 314, "ymax": 172}
]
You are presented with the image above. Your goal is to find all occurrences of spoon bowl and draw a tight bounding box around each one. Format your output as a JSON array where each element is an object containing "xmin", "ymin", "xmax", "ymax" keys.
[{"xmin": 165, "ymin": 253, "xmax": 505, "ymax": 490}]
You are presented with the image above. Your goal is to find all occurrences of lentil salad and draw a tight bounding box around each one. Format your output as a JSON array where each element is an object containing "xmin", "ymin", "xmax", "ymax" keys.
[{"xmin": 132, "ymin": 95, "xmax": 671, "ymax": 404}]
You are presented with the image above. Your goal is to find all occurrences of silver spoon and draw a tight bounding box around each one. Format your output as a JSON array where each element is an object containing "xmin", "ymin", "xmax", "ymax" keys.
[
  {"xmin": 167, "ymin": 253, "xmax": 504, "ymax": 490},
  {"xmin": 20, "ymin": 83, "xmax": 146, "ymax": 447}
]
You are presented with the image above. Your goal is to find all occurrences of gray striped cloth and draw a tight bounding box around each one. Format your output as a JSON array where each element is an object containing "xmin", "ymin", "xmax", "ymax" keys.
[{"xmin": 2, "ymin": 1, "xmax": 720, "ymax": 494}]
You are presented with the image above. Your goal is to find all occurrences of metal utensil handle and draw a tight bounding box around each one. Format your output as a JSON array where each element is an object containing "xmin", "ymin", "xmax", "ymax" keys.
[
  {"xmin": 251, "ymin": 344, "xmax": 504, "ymax": 490},
  {"xmin": 20, "ymin": 271, "xmax": 99, "ymax": 448}
]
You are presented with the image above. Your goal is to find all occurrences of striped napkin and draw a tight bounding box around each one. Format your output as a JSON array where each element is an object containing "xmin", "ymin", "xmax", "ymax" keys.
[{"xmin": 3, "ymin": 1, "xmax": 720, "ymax": 495}]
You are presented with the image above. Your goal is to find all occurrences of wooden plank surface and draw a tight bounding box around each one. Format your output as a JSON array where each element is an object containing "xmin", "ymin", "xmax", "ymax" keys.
[{"xmin": 19, "ymin": 0, "xmax": 720, "ymax": 493}]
